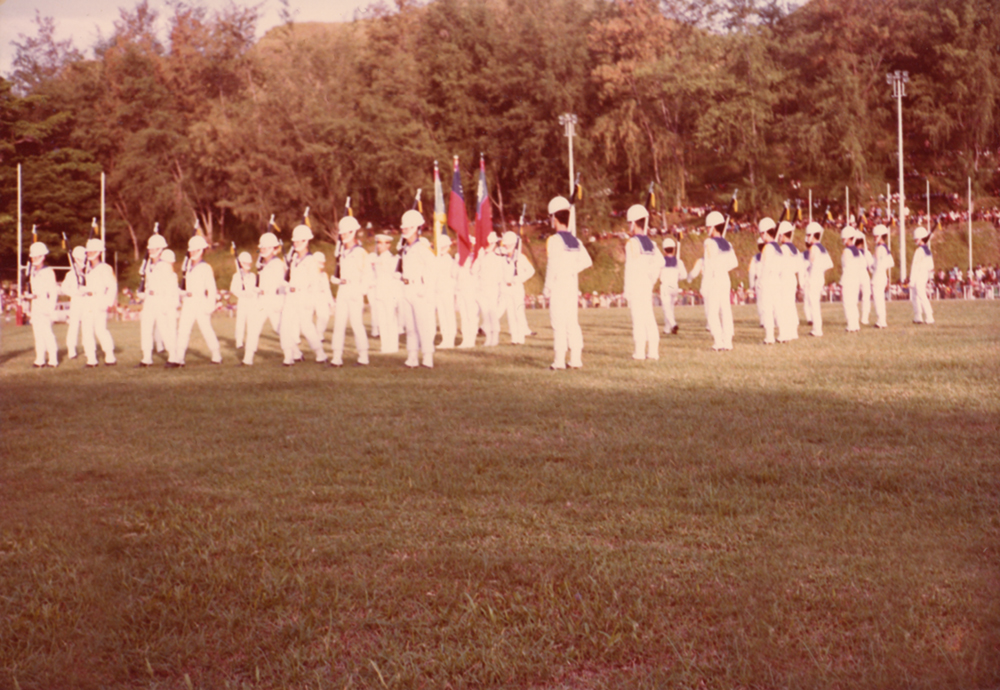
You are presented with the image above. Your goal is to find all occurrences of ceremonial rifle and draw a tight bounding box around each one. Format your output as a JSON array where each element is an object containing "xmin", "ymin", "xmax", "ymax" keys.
[
  {"xmin": 513, "ymin": 203, "xmax": 526, "ymax": 277},
  {"xmin": 722, "ymin": 189, "xmax": 738, "ymax": 238},
  {"xmin": 138, "ymin": 222, "xmax": 159, "ymax": 294},
  {"xmin": 62, "ymin": 232, "xmax": 82, "ymax": 288}
]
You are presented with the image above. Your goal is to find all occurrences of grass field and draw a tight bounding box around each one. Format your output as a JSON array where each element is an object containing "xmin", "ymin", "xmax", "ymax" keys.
[{"xmin": 1, "ymin": 301, "xmax": 999, "ymax": 689}]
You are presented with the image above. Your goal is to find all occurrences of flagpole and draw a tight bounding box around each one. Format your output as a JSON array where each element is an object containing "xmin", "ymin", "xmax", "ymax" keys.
[
  {"xmin": 808, "ymin": 189, "xmax": 812, "ymax": 223},
  {"xmin": 101, "ymin": 171, "xmax": 107, "ymax": 263},
  {"xmin": 886, "ymin": 183, "xmax": 892, "ymax": 254},
  {"xmin": 968, "ymin": 176, "xmax": 973, "ymax": 276},
  {"xmin": 845, "ymin": 186, "xmax": 849, "ymax": 225},
  {"xmin": 17, "ymin": 164, "xmax": 23, "ymax": 300}
]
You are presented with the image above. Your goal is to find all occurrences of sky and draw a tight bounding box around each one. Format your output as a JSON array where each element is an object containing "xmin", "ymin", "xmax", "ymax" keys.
[{"xmin": 0, "ymin": 0, "xmax": 381, "ymax": 76}]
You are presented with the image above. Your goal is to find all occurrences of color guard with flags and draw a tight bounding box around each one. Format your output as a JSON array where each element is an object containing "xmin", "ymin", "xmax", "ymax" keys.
[
  {"xmin": 433, "ymin": 161, "xmax": 447, "ymax": 256},
  {"xmin": 449, "ymin": 156, "xmax": 471, "ymax": 267},
  {"xmin": 475, "ymin": 155, "xmax": 492, "ymax": 259}
]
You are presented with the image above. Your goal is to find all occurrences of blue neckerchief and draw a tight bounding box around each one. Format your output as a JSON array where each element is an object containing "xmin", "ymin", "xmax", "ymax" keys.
[
  {"xmin": 919, "ymin": 245, "xmax": 931, "ymax": 256},
  {"xmin": 636, "ymin": 235, "xmax": 655, "ymax": 254},
  {"xmin": 847, "ymin": 246, "xmax": 860, "ymax": 258},
  {"xmin": 711, "ymin": 236, "xmax": 732, "ymax": 252},
  {"xmin": 783, "ymin": 243, "xmax": 799, "ymax": 255},
  {"xmin": 814, "ymin": 243, "xmax": 827, "ymax": 254},
  {"xmin": 664, "ymin": 256, "xmax": 677, "ymax": 268},
  {"xmin": 557, "ymin": 231, "xmax": 580, "ymax": 250},
  {"xmin": 753, "ymin": 252, "xmax": 762, "ymax": 262}
]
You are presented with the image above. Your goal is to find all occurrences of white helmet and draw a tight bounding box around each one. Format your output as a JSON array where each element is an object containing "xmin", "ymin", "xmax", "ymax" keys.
[
  {"xmin": 188, "ymin": 235, "xmax": 209, "ymax": 252},
  {"xmin": 662, "ymin": 237, "xmax": 677, "ymax": 249},
  {"xmin": 806, "ymin": 222, "xmax": 824, "ymax": 238},
  {"xmin": 161, "ymin": 249, "xmax": 177, "ymax": 263},
  {"xmin": 777, "ymin": 220, "xmax": 794, "ymax": 236},
  {"xmin": 401, "ymin": 209, "xmax": 425, "ymax": 229},
  {"xmin": 500, "ymin": 231, "xmax": 518, "ymax": 247},
  {"xmin": 29, "ymin": 241, "xmax": 48, "ymax": 258},
  {"xmin": 840, "ymin": 226, "xmax": 857, "ymax": 241},
  {"xmin": 626, "ymin": 204, "xmax": 649, "ymax": 223},
  {"xmin": 758, "ymin": 217, "xmax": 776, "ymax": 234},
  {"xmin": 291, "ymin": 224, "xmax": 313, "ymax": 241},
  {"xmin": 439, "ymin": 233, "xmax": 453, "ymax": 248},
  {"xmin": 147, "ymin": 234, "xmax": 168, "ymax": 250},
  {"xmin": 705, "ymin": 211, "xmax": 726, "ymax": 228},
  {"xmin": 85, "ymin": 239, "xmax": 104, "ymax": 253},
  {"xmin": 486, "ymin": 231, "xmax": 499, "ymax": 246},
  {"xmin": 913, "ymin": 226, "xmax": 930, "ymax": 240},
  {"xmin": 258, "ymin": 232, "xmax": 280, "ymax": 249},
  {"xmin": 72, "ymin": 246, "xmax": 86, "ymax": 261},
  {"xmin": 872, "ymin": 224, "xmax": 889, "ymax": 237},
  {"xmin": 238, "ymin": 251, "xmax": 252, "ymax": 264},
  {"xmin": 547, "ymin": 196, "xmax": 571, "ymax": 214},
  {"xmin": 338, "ymin": 216, "xmax": 361, "ymax": 234},
  {"xmin": 374, "ymin": 233, "xmax": 392, "ymax": 242}
]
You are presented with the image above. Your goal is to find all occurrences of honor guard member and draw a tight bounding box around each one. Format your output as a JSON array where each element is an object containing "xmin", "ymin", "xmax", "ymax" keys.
[
  {"xmin": 398, "ymin": 209, "xmax": 436, "ymax": 368},
  {"xmin": 803, "ymin": 222, "xmax": 833, "ymax": 337},
  {"xmin": 870, "ymin": 224, "xmax": 894, "ymax": 328},
  {"xmin": 475, "ymin": 231, "xmax": 505, "ymax": 347},
  {"xmin": 543, "ymin": 195, "xmax": 592, "ymax": 369},
  {"xmin": 688, "ymin": 211, "xmax": 738, "ymax": 350},
  {"xmin": 313, "ymin": 252, "xmax": 335, "ymax": 343},
  {"xmin": 329, "ymin": 216, "xmax": 370, "ymax": 367},
  {"xmin": 25, "ymin": 242, "xmax": 60, "ymax": 367},
  {"xmin": 855, "ymin": 231, "xmax": 874, "ymax": 326},
  {"xmin": 138, "ymin": 233, "xmax": 170, "ymax": 365},
  {"xmin": 371, "ymin": 233, "xmax": 402, "ymax": 354},
  {"xmin": 623, "ymin": 204, "xmax": 662, "ymax": 359},
  {"xmin": 230, "ymin": 251, "xmax": 257, "ymax": 350},
  {"xmin": 434, "ymin": 234, "xmax": 459, "ymax": 349},
  {"xmin": 61, "ymin": 245, "xmax": 88, "ymax": 359},
  {"xmin": 80, "ymin": 238, "xmax": 118, "ymax": 367},
  {"xmin": 281, "ymin": 225, "xmax": 327, "ymax": 365},
  {"xmin": 139, "ymin": 242, "xmax": 180, "ymax": 366},
  {"xmin": 839, "ymin": 227, "xmax": 865, "ymax": 332},
  {"xmin": 500, "ymin": 230, "xmax": 535, "ymax": 345},
  {"xmin": 747, "ymin": 235, "xmax": 765, "ymax": 328},
  {"xmin": 910, "ymin": 225, "xmax": 935, "ymax": 324},
  {"xmin": 456, "ymin": 236, "xmax": 480, "ymax": 348},
  {"xmin": 169, "ymin": 235, "xmax": 222, "ymax": 367},
  {"xmin": 756, "ymin": 218, "xmax": 782, "ymax": 344},
  {"xmin": 775, "ymin": 221, "xmax": 803, "ymax": 342},
  {"xmin": 658, "ymin": 237, "xmax": 688, "ymax": 335},
  {"xmin": 242, "ymin": 233, "xmax": 285, "ymax": 366}
]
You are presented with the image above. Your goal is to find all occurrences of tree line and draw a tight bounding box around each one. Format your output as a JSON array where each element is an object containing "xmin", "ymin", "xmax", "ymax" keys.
[{"xmin": 1, "ymin": 0, "xmax": 997, "ymax": 272}]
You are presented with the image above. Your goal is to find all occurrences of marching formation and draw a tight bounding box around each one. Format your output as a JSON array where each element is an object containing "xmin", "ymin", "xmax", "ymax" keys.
[{"xmin": 17, "ymin": 197, "xmax": 939, "ymax": 371}]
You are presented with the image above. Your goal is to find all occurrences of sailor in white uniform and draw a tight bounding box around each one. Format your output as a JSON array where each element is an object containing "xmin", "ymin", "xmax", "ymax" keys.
[
  {"xmin": 840, "ymin": 227, "xmax": 865, "ymax": 333},
  {"xmin": 433, "ymin": 234, "xmax": 459, "ymax": 349},
  {"xmin": 242, "ymin": 232, "xmax": 284, "ymax": 366},
  {"xmin": 139, "ymin": 243, "xmax": 180, "ymax": 366},
  {"xmin": 776, "ymin": 221, "xmax": 803, "ymax": 342},
  {"xmin": 757, "ymin": 218, "xmax": 782, "ymax": 344},
  {"xmin": 61, "ymin": 246, "xmax": 88, "ymax": 360},
  {"xmin": 623, "ymin": 204, "xmax": 662, "ymax": 360},
  {"xmin": 398, "ymin": 209, "xmax": 437, "ymax": 368},
  {"xmin": 80, "ymin": 238, "xmax": 118, "ymax": 367},
  {"xmin": 543, "ymin": 196, "xmax": 592, "ymax": 369},
  {"xmin": 370, "ymin": 233, "xmax": 402, "ymax": 354},
  {"xmin": 803, "ymin": 222, "xmax": 833, "ymax": 337},
  {"xmin": 230, "ymin": 251, "xmax": 257, "ymax": 350},
  {"xmin": 329, "ymin": 216, "xmax": 370, "ymax": 367},
  {"xmin": 688, "ymin": 211, "xmax": 738, "ymax": 350},
  {"xmin": 475, "ymin": 232, "xmax": 505, "ymax": 347},
  {"xmin": 658, "ymin": 236, "xmax": 687, "ymax": 335},
  {"xmin": 747, "ymin": 236, "xmax": 765, "ymax": 328},
  {"xmin": 500, "ymin": 230, "xmax": 535, "ymax": 345},
  {"xmin": 910, "ymin": 225, "xmax": 935, "ymax": 324},
  {"xmin": 870, "ymin": 224, "xmax": 894, "ymax": 328},
  {"xmin": 169, "ymin": 235, "xmax": 222, "ymax": 367},
  {"xmin": 25, "ymin": 242, "xmax": 59, "ymax": 367},
  {"xmin": 281, "ymin": 224, "xmax": 327, "ymax": 366}
]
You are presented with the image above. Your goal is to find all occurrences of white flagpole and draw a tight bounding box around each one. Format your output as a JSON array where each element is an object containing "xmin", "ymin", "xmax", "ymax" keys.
[
  {"xmin": 101, "ymin": 171, "xmax": 107, "ymax": 262},
  {"xmin": 886, "ymin": 183, "xmax": 892, "ymax": 253},
  {"xmin": 16, "ymin": 164, "xmax": 22, "ymax": 300},
  {"xmin": 968, "ymin": 177, "xmax": 973, "ymax": 275},
  {"xmin": 808, "ymin": 189, "xmax": 812, "ymax": 223}
]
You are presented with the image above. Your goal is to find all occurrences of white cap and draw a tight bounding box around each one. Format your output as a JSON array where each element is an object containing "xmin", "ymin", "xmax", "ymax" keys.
[
  {"xmin": 72, "ymin": 246, "xmax": 86, "ymax": 261},
  {"xmin": 806, "ymin": 221, "xmax": 824, "ymax": 237},
  {"xmin": 259, "ymin": 232, "xmax": 280, "ymax": 249},
  {"xmin": 439, "ymin": 234, "xmax": 453, "ymax": 248},
  {"xmin": 626, "ymin": 205, "xmax": 649, "ymax": 223},
  {"xmin": 486, "ymin": 231, "xmax": 498, "ymax": 246},
  {"xmin": 238, "ymin": 251, "xmax": 253, "ymax": 264},
  {"xmin": 86, "ymin": 239, "xmax": 105, "ymax": 253},
  {"xmin": 148, "ymin": 234, "xmax": 168, "ymax": 250},
  {"xmin": 29, "ymin": 241, "xmax": 49, "ymax": 258},
  {"xmin": 291, "ymin": 224, "xmax": 313, "ymax": 241},
  {"xmin": 338, "ymin": 216, "xmax": 361, "ymax": 234},
  {"xmin": 872, "ymin": 224, "xmax": 889, "ymax": 237},
  {"xmin": 161, "ymin": 249, "xmax": 177, "ymax": 263},
  {"xmin": 547, "ymin": 196, "xmax": 571, "ymax": 214},
  {"xmin": 188, "ymin": 235, "xmax": 209, "ymax": 252},
  {"xmin": 758, "ymin": 217, "xmax": 776, "ymax": 234},
  {"xmin": 401, "ymin": 209, "xmax": 425, "ymax": 229},
  {"xmin": 777, "ymin": 220, "xmax": 794, "ymax": 236},
  {"xmin": 374, "ymin": 233, "xmax": 392, "ymax": 242},
  {"xmin": 706, "ymin": 211, "xmax": 726, "ymax": 228},
  {"xmin": 662, "ymin": 237, "xmax": 676, "ymax": 249},
  {"xmin": 500, "ymin": 231, "xmax": 518, "ymax": 247},
  {"xmin": 840, "ymin": 226, "xmax": 858, "ymax": 241},
  {"xmin": 913, "ymin": 226, "xmax": 929, "ymax": 240}
]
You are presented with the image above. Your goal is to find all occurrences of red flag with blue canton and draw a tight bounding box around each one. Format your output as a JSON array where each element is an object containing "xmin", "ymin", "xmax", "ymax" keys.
[{"xmin": 449, "ymin": 156, "xmax": 471, "ymax": 266}]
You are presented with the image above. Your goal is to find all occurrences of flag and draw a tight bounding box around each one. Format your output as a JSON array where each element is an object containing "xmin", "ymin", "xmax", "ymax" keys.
[
  {"xmin": 304, "ymin": 206, "xmax": 312, "ymax": 229},
  {"xmin": 230, "ymin": 241, "xmax": 236, "ymax": 256},
  {"xmin": 796, "ymin": 200, "xmax": 803, "ymax": 222},
  {"xmin": 413, "ymin": 188, "xmax": 423, "ymax": 214},
  {"xmin": 449, "ymin": 156, "xmax": 471, "ymax": 266},
  {"xmin": 433, "ymin": 161, "xmax": 446, "ymax": 256},
  {"xmin": 779, "ymin": 200, "xmax": 790, "ymax": 223},
  {"xmin": 572, "ymin": 172, "xmax": 583, "ymax": 203},
  {"xmin": 825, "ymin": 206, "xmax": 833, "ymax": 223},
  {"xmin": 269, "ymin": 214, "xmax": 282, "ymax": 234},
  {"xmin": 731, "ymin": 189, "xmax": 739, "ymax": 214},
  {"xmin": 89, "ymin": 218, "xmax": 98, "ymax": 240},
  {"xmin": 344, "ymin": 196, "xmax": 353, "ymax": 218},
  {"xmin": 31, "ymin": 225, "xmax": 37, "ymax": 243},
  {"xmin": 645, "ymin": 182, "xmax": 656, "ymax": 212},
  {"xmin": 474, "ymin": 154, "xmax": 492, "ymax": 259}
]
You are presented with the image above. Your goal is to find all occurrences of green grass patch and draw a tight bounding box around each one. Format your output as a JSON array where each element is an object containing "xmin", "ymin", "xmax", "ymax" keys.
[{"xmin": 1, "ymin": 301, "xmax": 998, "ymax": 688}]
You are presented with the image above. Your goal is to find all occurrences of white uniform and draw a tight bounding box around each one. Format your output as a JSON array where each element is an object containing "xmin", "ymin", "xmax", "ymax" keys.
[
  {"xmin": 475, "ymin": 249, "xmax": 505, "ymax": 346},
  {"xmin": 400, "ymin": 236, "xmax": 436, "ymax": 367},
  {"xmin": 371, "ymin": 250, "xmax": 402, "ymax": 354},
  {"xmin": 282, "ymin": 251, "xmax": 326, "ymax": 364},
  {"xmin": 230, "ymin": 269, "xmax": 257, "ymax": 349},
  {"xmin": 501, "ymin": 252, "xmax": 535, "ymax": 344},
  {"xmin": 747, "ymin": 251, "xmax": 763, "ymax": 327},
  {"xmin": 544, "ymin": 231, "xmax": 592, "ymax": 368},
  {"xmin": 81, "ymin": 262, "xmax": 117, "ymax": 365},
  {"xmin": 840, "ymin": 246, "xmax": 865, "ymax": 332},
  {"xmin": 27, "ymin": 265, "xmax": 59, "ymax": 366},
  {"xmin": 859, "ymin": 246, "xmax": 874, "ymax": 325},
  {"xmin": 758, "ymin": 242, "xmax": 782, "ymax": 343},
  {"xmin": 910, "ymin": 244, "xmax": 935, "ymax": 324},
  {"xmin": 434, "ymin": 252, "xmax": 459, "ymax": 349},
  {"xmin": 805, "ymin": 243, "xmax": 833, "ymax": 336},
  {"xmin": 243, "ymin": 257, "xmax": 285, "ymax": 365},
  {"xmin": 173, "ymin": 261, "xmax": 221, "ymax": 364},
  {"xmin": 777, "ymin": 242, "xmax": 802, "ymax": 341},
  {"xmin": 141, "ymin": 261, "xmax": 179, "ymax": 363},
  {"xmin": 659, "ymin": 254, "xmax": 688, "ymax": 333},
  {"xmin": 456, "ymin": 257, "xmax": 479, "ymax": 348},
  {"xmin": 871, "ymin": 243, "xmax": 894, "ymax": 328},
  {"xmin": 314, "ymin": 268, "xmax": 335, "ymax": 343},
  {"xmin": 624, "ymin": 235, "xmax": 662, "ymax": 359},
  {"xmin": 60, "ymin": 267, "xmax": 86, "ymax": 358},
  {"xmin": 689, "ymin": 236, "xmax": 738, "ymax": 350},
  {"xmin": 331, "ymin": 245, "xmax": 370, "ymax": 366}
]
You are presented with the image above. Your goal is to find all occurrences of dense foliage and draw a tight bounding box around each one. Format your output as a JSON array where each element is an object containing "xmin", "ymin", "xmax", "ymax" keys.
[{"xmin": 1, "ymin": 0, "xmax": 997, "ymax": 271}]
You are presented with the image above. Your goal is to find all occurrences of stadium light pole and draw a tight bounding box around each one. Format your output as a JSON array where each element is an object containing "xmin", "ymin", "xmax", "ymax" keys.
[
  {"xmin": 559, "ymin": 113, "xmax": 578, "ymax": 198},
  {"xmin": 887, "ymin": 70, "xmax": 909, "ymax": 282}
]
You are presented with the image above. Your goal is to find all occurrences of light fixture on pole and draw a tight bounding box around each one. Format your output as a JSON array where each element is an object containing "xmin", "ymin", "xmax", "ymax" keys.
[
  {"xmin": 559, "ymin": 113, "xmax": 578, "ymax": 198},
  {"xmin": 887, "ymin": 70, "xmax": 909, "ymax": 282}
]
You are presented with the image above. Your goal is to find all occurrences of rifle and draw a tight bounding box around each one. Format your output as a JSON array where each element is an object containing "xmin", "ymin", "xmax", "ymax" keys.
[
  {"xmin": 722, "ymin": 189, "xmax": 738, "ymax": 238},
  {"xmin": 568, "ymin": 172, "xmax": 582, "ymax": 236},
  {"xmin": 513, "ymin": 203, "xmax": 526, "ymax": 277},
  {"xmin": 333, "ymin": 237, "xmax": 343, "ymax": 281},
  {"xmin": 412, "ymin": 188, "xmax": 423, "ymax": 213},
  {"xmin": 62, "ymin": 232, "xmax": 82, "ymax": 288}
]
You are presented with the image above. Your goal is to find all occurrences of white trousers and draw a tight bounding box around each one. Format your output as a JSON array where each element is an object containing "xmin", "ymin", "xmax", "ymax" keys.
[
  {"xmin": 859, "ymin": 274, "xmax": 872, "ymax": 325},
  {"xmin": 628, "ymin": 293, "xmax": 659, "ymax": 358},
  {"xmin": 872, "ymin": 273, "xmax": 888, "ymax": 327},
  {"xmin": 777, "ymin": 278, "xmax": 799, "ymax": 341},
  {"xmin": 458, "ymin": 288, "xmax": 479, "ymax": 347},
  {"xmin": 82, "ymin": 306, "xmax": 116, "ymax": 365},
  {"xmin": 660, "ymin": 287, "xmax": 678, "ymax": 331},
  {"xmin": 842, "ymin": 280, "xmax": 861, "ymax": 331},
  {"xmin": 435, "ymin": 292, "xmax": 457, "ymax": 349},
  {"xmin": 332, "ymin": 290, "xmax": 369, "ymax": 364},
  {"xmin": 243, "ymin": 305, "xmax": 281, "ymax": 365},
  {"xmin": 758, "ymin": 282, "xmax": 779, "ymax": 343},
  {"xmin": 478, "ymin": 290, "xmax": 501, "ymax": 346},
  {"xmin": 173, "ymin": 304, "xmax": 221, "ymax": 364},
  {"xmin": 402, "ymin": 289, "xmax": 435, "ymax": 366},
  {"xmin": 703, "ymin": 284, "xmax": 733, "ymax": 349},
  {"xmin": 65, "ymin": 300, "xmax": 84, "ymax": 356},
  {"xmin": 281, "ymin": 294, "xmax": 325, "ymax": 364},
  {"xmin": 911, "ymin": 280, "xmax": 934, "ymax": 324},
  {"xmin": 141, "ymin": 304, "xmax": 177, "ymax": 363},
  {"xmin": 806, "ymin": 281, "xmax": 825, "ymax": 336},
  {"xmin": 374, "ymin": 294, "xmax": 400, "ymax": 354},
  {"xmin": 31, "ymin": 311, "xmax": 58, "ymax": 365},
  {"xmin": 549, "ymin": 290, "xmax": 583, "ymax": 367}
]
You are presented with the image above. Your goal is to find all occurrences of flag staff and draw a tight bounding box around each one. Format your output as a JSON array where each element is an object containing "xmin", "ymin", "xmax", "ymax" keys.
[
  {"xmin": 968, "ymin": 177, "xmax": 973, "ymax": 275},
  {"xmin": 887, "ymin": 70, "xmax": 909, "ymax": 282},
  {"xmin": 808, "ymin": 189, "xmax": 812, "ymax": 223},
  {"xmin": 101, "ymin": 171, "xmax": 107, "ymax": 263},
  {"xmin": 16, "ymin": 164, "xmax": 23, "ymax": 300}
]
